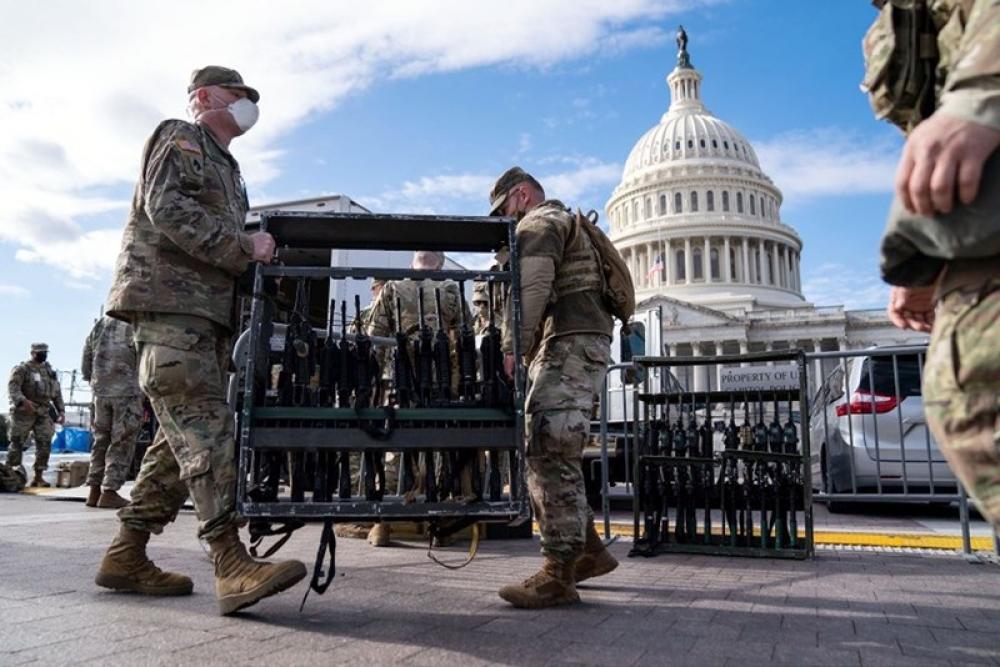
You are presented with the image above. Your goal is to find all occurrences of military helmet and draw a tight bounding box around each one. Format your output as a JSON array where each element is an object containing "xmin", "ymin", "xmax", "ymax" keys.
[{"xmin": 30, "ymin": 343, "xmax": 48, "ymax": 353}]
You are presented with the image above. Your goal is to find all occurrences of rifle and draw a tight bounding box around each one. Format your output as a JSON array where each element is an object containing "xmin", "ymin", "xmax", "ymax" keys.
[
  {"xmin": 354, "ymin": 294, "xmax": 384, "ymax": 501},
  {"xmin": 671, "ymin": 398, "xmax": 686, "ymax": 544},
  {"xmin": 432, "ymin": 288, "xmax": 452, "ymax": 405},
  {"xmin": 393, "ymin": 297, "xmax": 416, "ymax": 496},
  {"xmin": 722, "ymin": 394, "xmax": 740, "ymax": 545},
  {"xmin": 285, "ymin": 280, "xmax": 316, "ymax": 503},
  {"xmin": 741, "ymin": 397, "xmax": 754, "ymax": 545},
  {"xmin": 699, "ymin": 397, "xmax": 713, "ymax": 544},
  {"xmin": 782, "ymin": 392, "xmax": 800, "ymax": 548},
  {"xmin": 318, "ymin": 299, "xmax": 339, "ymax": 408},
  {"xmin": 415, "ymin": 285, "xmax": 437, "ymax": 501},
  {"xmin": 769, "ymin": 393, "xmax": 786, "ymax": 547},
  {"xmin": 456, "ymin": 281, "xmax": 478, "ymax": 403},
  {"xmin": 754, "ymin": 392, "xmax": 769, "ymax": 549},
  {"xmin": 684, "ymin": 394, "xmax": 699, "ymax": 541},
  {"xmin": 641, "ymin": 419, "xmax": 660, "ymax": 548},
  {"xmin": 336, "ymin": 300, "xmax": 355, "ymax": 499},
  {"xmin": 480, "ymin": 280, "xmax": 507, "ymax": 501},
  {"xmin": 658, "ymin": 400, "xmax": 673, "ymax": 543}
]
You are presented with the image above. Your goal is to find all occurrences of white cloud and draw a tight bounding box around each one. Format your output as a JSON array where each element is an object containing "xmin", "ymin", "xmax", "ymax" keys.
[
  {"xmin": 802, "ymin": 262, "xmax": 890, "ymax": 311},
  {"xmin": 0, "ymin": 284, "xmax": 29, "ymax": 298},
  {"xmin": 754, "ymin": 128, "xmax": 902, "ymax": 207},
  {"xmin": 362, "ymin": 157, "xmax": 622, "ymax": 215},
  {"xmin": 0, "ymin": 0, "xmax": 713, "ymax": 283}
]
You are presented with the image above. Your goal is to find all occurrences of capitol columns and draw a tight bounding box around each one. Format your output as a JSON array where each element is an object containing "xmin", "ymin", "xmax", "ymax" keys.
[
  {"xmin": 703, "ymin": 237, "xmax": 711, "ymax": 281},
  {"xmin": 741, "ymin": 237, "xmax": 750, "ymax": 284},
  {"xmin": 784, "ymin": 246, "xmax": 792, "ymax": 289},
  {"xmin": 684, "ymin": 238, "xmax": 693, "ymax": 284},
  {"xmin": 757, "ymin": 240, "xmax": 766, "ymax": 285},
  {"xmin": 771, "ymin": 242, "xmax": 779, "ymax": 287},
  {"xmin": 811, "ymin": 338, "xmax": 824, "ymax": 391},
  {"xmin": 691, "ymin": 341, "xmax": 707, "ymax": 392},
  {"xmin": 739, "ymin": 339, "xmax": 749, "ymax": 367},
  {"xmin": 665, "ymin": 239, "xmax": 674, "ymax": 284},
  {"xmin": 723, "ymin": 237, "xmax": 732, "ymax": 283},
  {"xmin": 714, "ymin": 340, "xmax": 725, "ymax": 387}
]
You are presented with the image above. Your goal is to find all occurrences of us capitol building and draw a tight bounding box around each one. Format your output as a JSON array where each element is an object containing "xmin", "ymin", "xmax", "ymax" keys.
[{"xmin": 606, "ymin": 30, "xmax": 926, "ymax": 391}]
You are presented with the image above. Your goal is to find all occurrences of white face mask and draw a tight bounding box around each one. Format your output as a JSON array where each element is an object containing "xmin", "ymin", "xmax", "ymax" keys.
[{"xmin": 227, "ymin": 97, "xmax": 259, "ymax": 132}]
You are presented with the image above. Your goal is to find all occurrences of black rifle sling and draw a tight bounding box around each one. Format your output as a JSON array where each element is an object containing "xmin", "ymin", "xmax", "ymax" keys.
[{"xmin": 300, "ymin": 518, "xmax": 337, "ymax": 612}]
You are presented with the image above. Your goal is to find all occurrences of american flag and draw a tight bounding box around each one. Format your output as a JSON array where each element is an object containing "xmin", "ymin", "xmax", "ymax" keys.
[{"xmin": 647, "ymin": 253, "xmax": 664, "ymax": 278}]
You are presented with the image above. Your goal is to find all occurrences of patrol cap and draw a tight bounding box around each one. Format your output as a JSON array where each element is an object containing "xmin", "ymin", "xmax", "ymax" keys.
[
  {"xmin": 488, "ymin": 166, "xmax": 541, "ymax": 215},
  {"xmin": 188, "ymin": 66, "xmax": 260, "ymax": 103},
  {"xmin": 30, "ymin": 343, "xmax": 48, "ymax": 352}
]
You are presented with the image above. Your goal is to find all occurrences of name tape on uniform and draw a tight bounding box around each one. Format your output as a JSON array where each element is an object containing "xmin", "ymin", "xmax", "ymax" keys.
[{"xmin": 720, "ymin": 363, "xmax": 799, "ymax": 391}]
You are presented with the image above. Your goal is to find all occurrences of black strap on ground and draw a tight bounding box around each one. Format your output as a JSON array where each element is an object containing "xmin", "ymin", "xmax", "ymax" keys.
[
  {"xmin": 248, "ymin": 519, "xmax": 305, "ymax": 558},
  {"xmin": 299, "ymin": 518, "xmax": 337, "ymax": 612}
]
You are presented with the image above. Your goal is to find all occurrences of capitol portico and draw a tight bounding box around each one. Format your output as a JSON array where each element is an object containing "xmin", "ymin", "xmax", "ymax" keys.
[{"xmin": 606, "ymin": 30, "xmax": 926, "ymax": 392}]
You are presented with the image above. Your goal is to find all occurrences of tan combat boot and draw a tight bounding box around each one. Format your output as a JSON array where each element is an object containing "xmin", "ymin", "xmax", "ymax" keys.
[
  {"xmin": 209, "ymin": 528, "xmax": 307, "ymax": 616},
  {"xmin": 97, "ymin": 489, "xmax": 129, "ymax": 509},
  {"xmin": 95, "ymin": 526, "xmax": 193, "ymax": 596},
  {"xmin": 574, "ymin": 519, "xmax": 619, "ymax": 583},
  {"xmin": 30, "ymin": 471, "xmax": 50, "ymax": 488},
  {"xmin": 334, "ymin": 522, "xmax": 373, "ymax": 539},
  {"xmin": 85, "ymin": 485, "xmax": 101, "ymax": 507},
  {"xmin": 498, "ymin": 557, "xmax": 580, "ymax": 609},
  {"xmin": 368, "ymin": 522, "xmax": 390, "ymax": 547}
]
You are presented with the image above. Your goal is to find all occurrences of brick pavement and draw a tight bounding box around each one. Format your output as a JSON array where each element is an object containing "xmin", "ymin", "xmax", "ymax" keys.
[{"xmin": 1, "ymin": 493, "xmax": 999, "ymax": 666}]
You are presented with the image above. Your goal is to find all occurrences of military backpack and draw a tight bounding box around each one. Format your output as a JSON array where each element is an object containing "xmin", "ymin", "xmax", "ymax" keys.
[
  {"xmin": 574, "ymin": 209, "xmax": 636, "ymax": 329},
  {"xmin": 0, "ymin": 462, "xmax": 26, "ymax": 493}
]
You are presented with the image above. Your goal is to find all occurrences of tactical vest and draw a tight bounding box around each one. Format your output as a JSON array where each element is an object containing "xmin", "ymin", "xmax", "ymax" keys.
[
  {"xmin": 553, "ymin": 218, "xmax": 603, "ymax": 300},
  {"xmin": 15, "ymin": 362, "xmax": 59, "ymax": 403}
]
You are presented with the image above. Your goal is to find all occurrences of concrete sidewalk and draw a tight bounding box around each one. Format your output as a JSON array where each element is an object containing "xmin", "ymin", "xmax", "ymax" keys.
[{"xmin": 2, "ymin": 494, "xmax": 999, "ymax": 666}]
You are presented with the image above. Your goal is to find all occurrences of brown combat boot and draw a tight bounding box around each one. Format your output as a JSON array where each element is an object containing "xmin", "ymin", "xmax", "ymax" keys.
[
  {"xmin": 30, "ymin": 471, "xmax": 50, "ymax": 488},
  {"xmin": 498, "ymin": 557, "xmax": 580, "ymax": 609},
  {"xmin": 85, "ymin": 485, "xmax": 101, "ymax": 507},
  {"xmin": 97, "ymin": 489, "xmax": 129, "ymax": 509},
  {"xmin": 334, "ymin": 522, "xmax": 373, "ymax": 539},
  {"xmin": 209, "ymin": 528, "xmax": 307, "ymax": 616},
  {"xmin": 95, "ymin": 526, "xmax": 193, "ymax": 596},
  {"xmin": 574, "ymin": 519, "xmax": 619, "ymax": 583},
  {"xmin": 367, "ymin": 523, "xmax": 390, "ymax": 547}
]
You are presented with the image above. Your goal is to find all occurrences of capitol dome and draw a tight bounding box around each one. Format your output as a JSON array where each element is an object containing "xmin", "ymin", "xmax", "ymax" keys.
[{"xmin": 608, "ymin": 37, "xmax": 806, "ymax": 314}]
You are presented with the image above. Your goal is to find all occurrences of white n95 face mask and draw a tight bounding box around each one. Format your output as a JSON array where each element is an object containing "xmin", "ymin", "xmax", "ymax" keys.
[{"xmin": 228, "ymin": 97, "xmax": 259, "ymax": 132}]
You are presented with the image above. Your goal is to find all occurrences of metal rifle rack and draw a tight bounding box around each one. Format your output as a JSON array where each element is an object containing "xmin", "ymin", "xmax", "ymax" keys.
[
  {"xmin": 236, "ymin": 211, "xmax": 528, "ymax": 599},
  {"xmin": 628, "ymin": 351, "xmax": 813, "ymax": 559}
]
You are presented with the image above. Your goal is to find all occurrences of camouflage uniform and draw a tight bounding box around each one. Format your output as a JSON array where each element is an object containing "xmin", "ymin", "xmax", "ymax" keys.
[
  {"xmin": 81, "ymin": 316, "xmax": 142, "ymax": 491},
  {"xmin": 368, "ymin": 278, "xmax": 473, "ymax": 496},
  {"xmin": 106, "ymin": 118, "xmax": 253, "ymax": 542},
  {"xmin": 503, "ymin": 200, "xmax": 613, "ymax": 563},
  {"xmin": 472, "ymin": 247, "xmax": 509, "ymax": 336},
  {"xmin": 869, "ymin": 0, "xmax": 1000, "ymax": 527},
  {"xmin": 6, "ymin": 353, "xmax": 64, "ymax": 473}
]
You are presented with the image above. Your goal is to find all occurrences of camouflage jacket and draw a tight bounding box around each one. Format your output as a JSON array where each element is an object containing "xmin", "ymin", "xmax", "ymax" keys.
[
  {"xmin": 502, "ymin": 200, "xmax": 612, "ymax": 359},
  {"xmin": 472, "ymin": 247, "xmax": 509, "ymax": 336},
  {"xmin": 871, "ymin": 0, "xmax": 1000, "ymax": 285},
  {"xmin": 8, "ymin": 360, "xmax": 64, "ymax": 415},
  {"xmin": 81, "ymin": 316, "xmax": 139, "ymax": 397},
  {"xmin": 105, "ymin": 119, "xmax": 254, "ymax": 330},
  {"xmin": 367, "ymin": 279, "xmax": 471, "ymax": 383}
]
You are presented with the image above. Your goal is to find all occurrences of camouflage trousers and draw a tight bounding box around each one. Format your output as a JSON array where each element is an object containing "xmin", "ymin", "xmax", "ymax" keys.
[
  {"xmin": 524, "ymin": 333, "xmax": 610, "ymax": 563},
  {"xmin": 87, "ymin": 395, "xmax": 142, "ymax": 490},
  {"xmin": 6, "ymin": 408, "xmax": 54, "ymax": 472},
  {"xmin": 118, "ymin": 314, "xmax": 239, "ymax": 542},
  {"xmin": 924, "ymin": 281, "xmax": 1000, "ymax": 530}
]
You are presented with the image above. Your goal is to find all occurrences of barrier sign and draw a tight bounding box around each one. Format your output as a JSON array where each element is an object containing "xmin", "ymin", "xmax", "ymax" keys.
[{"xmin": 720, "ymin": 363, "xmax": 799, "ymax": 391}]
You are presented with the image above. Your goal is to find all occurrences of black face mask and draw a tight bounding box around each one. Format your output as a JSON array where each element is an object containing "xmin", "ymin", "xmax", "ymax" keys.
[{"xmin": 32, "ymin": 352, "xmax": 47, "ymax": 363}]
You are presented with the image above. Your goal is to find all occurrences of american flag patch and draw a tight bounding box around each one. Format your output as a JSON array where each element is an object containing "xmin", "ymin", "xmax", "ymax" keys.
[{"xmin": 176, "ymin": 138, "xmax": 202, "ymax": 154}]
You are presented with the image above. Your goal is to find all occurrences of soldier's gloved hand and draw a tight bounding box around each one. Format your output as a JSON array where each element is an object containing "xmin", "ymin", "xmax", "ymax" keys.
[
  {"xmin": 249, "ymin": 231, "xmax": 277, "ymax": 263},
  {"xmin": 895, "ymin": 112, "xmax": 1000, "ymax": 217},
  {"xmin": 18, "ymin": 399, "xmax": 37, "ymax": 413}
]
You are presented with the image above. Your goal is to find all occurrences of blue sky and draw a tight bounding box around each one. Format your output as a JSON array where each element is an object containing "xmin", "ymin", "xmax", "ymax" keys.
[{"xmin": 0, "ymin": 1, "xmax": 902, "ymax": 407}]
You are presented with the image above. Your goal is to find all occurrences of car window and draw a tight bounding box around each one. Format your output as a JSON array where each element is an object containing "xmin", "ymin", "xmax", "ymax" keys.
[{"xmin": 857, "ymin": 355, "xmax": 921, "ymax": 396}]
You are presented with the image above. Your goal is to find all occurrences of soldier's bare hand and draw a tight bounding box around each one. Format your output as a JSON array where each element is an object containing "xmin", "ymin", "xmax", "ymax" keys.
[
  {"xmin": 895, "ymin": 113, "xmax": 1000, "ymax": 217},
  {"xmin": 886, "ymin": 285, "xmax": 935, "ymax": 333},
  {"xmin": 249, "ymin": 232, "xmax": 276, "ymax": 263},
  {"xmin": 503, "ymin": 353, "xmax": 515, "ymax": 379},
  {"xmin": 57, "ymin": 412, "xmax": 65, "ymax": 425},
  {"xmin": 18, "ymin": 399, "xmax": 37, "ymax": 412}
]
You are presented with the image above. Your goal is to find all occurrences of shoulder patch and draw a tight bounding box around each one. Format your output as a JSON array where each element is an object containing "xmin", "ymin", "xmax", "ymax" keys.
[{"xmin": 175, "ymin": 138, "xmax": 203, "ymax": 155}]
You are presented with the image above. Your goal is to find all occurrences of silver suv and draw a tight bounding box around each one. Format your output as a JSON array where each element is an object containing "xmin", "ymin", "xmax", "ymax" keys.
[{"xmin": 809, "ymin": 351, "xmax": 955, "ymax": 507}]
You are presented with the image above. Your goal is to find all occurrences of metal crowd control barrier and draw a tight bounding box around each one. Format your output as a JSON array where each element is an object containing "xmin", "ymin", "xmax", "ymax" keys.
[{"xmin": 597, "ymin": 344, "xmax": 1000, "ymax": 559}]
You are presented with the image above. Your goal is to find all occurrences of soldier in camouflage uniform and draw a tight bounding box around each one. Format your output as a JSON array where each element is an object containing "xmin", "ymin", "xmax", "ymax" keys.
[
  {"xmin": 867, "ymin": 1, "xmax": 1000, "ymax": 528},
  {"xmin": 6, "ymin": 343, "xmax": 64, "ymax": 487},
  {"xmin": 94, "ymin": 66, "xmax": 306, "ymax": 615},
  {"xmin": 363, "ymin": 251, "xmax": 473, "ymax": 546},
  {"xmin": 471, "ymin": 247, "xmax": 508, "ymax": 336},
  {"xmin": 81, "ymin": 316, "xmax": 142, "ymax": 509},
  {"xmin": 489, "ymin": 167, "xmax": 618, "ymax": 608}
]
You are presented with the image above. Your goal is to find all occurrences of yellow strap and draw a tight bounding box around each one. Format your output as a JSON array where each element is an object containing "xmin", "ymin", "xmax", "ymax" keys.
[{"xmin": 426, "ymin": 523, "xmax": 480, "ymax": 570}]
